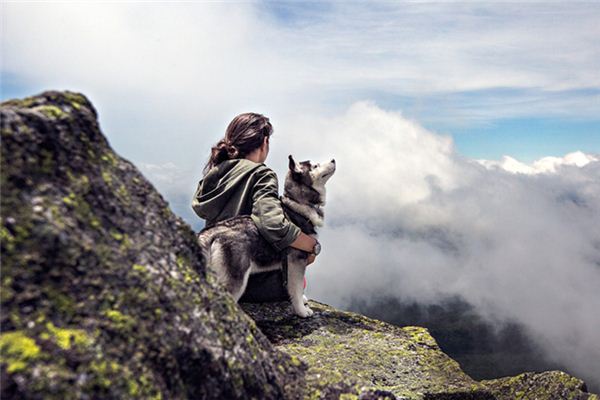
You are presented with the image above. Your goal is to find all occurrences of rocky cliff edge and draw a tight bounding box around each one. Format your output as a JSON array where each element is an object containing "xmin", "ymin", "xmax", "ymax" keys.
[{"xmin": 1, "ymin": 91, "xmax": 597, "ymax": 400}]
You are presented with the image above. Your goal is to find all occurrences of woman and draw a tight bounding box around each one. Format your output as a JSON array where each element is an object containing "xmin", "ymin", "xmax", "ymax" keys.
[{"xmin": 191, "ymin": 112, "xmax": 319, "ymax": 302}]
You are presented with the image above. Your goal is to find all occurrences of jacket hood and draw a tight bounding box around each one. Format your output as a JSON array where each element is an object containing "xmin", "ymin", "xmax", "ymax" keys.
[{"xmin": 192, "ymin": 159, "xmax": 264, "ymax": 221}]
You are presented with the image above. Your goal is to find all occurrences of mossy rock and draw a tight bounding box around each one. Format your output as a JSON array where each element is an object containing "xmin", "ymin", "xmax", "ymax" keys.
[
  {"xmin": 0, "ymin": 90, "xmax": 305, "ymax": 399},
  {"xmin": 241, "ymin": 301, "xmax": 599, "ymax": 399},
  {"xmin": 481, "ymin": 371, "xmax": 599, "ymax": 400},
  {"xmin": 242, "ymin": 300, "xmax": 496, "ymax": 399}
]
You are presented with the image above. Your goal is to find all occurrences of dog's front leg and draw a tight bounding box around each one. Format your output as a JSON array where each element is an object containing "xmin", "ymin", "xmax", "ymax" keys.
[{"xmin": 287, "ymin": 258, "xmax": 313, "ymax": 317}]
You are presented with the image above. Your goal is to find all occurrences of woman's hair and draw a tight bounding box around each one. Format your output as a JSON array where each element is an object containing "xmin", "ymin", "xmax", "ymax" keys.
[{"xmin": 203, "ymin": 112, "xmax": 273, "ymax": 174}]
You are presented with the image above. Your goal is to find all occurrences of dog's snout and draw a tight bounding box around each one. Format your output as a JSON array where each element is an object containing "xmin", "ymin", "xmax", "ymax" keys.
[{"xmin": 331, "ymin": 159, "xmax": 336, "ymax": 164}]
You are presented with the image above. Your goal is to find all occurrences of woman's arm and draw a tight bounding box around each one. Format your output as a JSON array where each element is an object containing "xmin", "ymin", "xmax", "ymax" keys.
[{"xmin": 251, "ymin": 168, "xmax": 302, "ymax": 250}]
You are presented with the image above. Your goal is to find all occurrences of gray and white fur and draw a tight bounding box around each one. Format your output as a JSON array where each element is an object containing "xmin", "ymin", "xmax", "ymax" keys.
[{"xmin": 197, "ymin": 155, "xmax": 336, "ymax": 318}]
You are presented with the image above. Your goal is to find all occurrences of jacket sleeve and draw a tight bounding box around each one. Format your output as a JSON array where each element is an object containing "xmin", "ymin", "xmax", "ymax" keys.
[
  {"xmin": 251, "ymin": 168, "xmax": 301, "ymax": 251},
  {"xmin": 191, "ymin": 180, "xmax": 205, "ymax": 219}
]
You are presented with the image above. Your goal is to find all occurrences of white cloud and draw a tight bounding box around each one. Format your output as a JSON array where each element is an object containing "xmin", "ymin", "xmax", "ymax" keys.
[
  {"xmin": 283, "ymin": 101, "xmax": 600, "ymax": 388},
  {"xmin": 476, "ymin": 152, "xmax": 599, "ymax": 175}
]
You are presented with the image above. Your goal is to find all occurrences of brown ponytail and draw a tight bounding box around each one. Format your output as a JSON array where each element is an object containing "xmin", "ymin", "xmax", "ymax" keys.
[{"xmin": 203, "ymin": 112, "xmax": 273, "ymax": 175}]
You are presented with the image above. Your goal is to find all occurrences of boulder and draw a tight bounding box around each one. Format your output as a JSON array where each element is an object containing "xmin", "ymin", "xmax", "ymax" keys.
[{"xmin": 0, "ymin": 91, "xmax": 303, "ymax": 399}]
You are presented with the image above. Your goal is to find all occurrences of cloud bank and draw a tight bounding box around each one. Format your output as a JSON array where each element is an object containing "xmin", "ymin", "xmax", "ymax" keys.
[
  {"xmin": 279, "ymin": 101, "xmax": 600, "ymax": 387},
  {"xmin": 477, "ymin": 151, "xmax": 598, "ymax": 175}
]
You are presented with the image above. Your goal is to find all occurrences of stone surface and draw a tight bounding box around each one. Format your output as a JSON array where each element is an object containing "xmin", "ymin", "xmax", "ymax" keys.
[
  {"xmin": 242, "ymin": 300, "xmax": 495, "ymax": 400},
  {"xmin": 242, "ymin": 300, "xmax": 600, "ymax": 400},
  {"xmin": 481, "ymin": 371, "xmax": 599, "ymax": 400},
  {"xmin": 0, "ymin": 91, "xmax": 304, "ymax": 399},
  {"xmin": 1, "ymin": 90, "xmax": 598, "ymax": 400}
]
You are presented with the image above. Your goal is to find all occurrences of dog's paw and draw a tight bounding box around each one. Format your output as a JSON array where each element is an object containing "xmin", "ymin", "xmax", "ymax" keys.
[
  {"xmin": 302, "ymin": 294, "xmax": 309, "ymax": 305},
  {"xmin": 295, "ymin": 306, "xmax": 314, "ymax": 318}
]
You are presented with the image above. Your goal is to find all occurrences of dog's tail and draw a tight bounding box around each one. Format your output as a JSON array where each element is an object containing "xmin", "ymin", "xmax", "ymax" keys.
[{"xmin": 197, "ymin": 229, "xmax": 217, "ymax": 269}]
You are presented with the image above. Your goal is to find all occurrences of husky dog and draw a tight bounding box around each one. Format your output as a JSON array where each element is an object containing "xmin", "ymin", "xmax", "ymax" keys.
[{"xmin": 197, "ymin": 155, "xmax": 336, "ymax": 318}]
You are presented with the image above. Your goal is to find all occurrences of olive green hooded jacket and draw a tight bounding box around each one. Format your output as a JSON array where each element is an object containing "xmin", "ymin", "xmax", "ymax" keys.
[{"xmin": 191, "ymin": 159, "xmax": 301, "ymax": 251}]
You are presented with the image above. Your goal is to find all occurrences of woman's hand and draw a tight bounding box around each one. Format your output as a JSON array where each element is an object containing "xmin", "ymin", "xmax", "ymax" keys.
[{"xmin": 306, "ymin": 253, "xmax": 316, "ymax": 266}]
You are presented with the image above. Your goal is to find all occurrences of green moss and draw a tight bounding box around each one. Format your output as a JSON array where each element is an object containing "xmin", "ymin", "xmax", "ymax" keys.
[
  {"xmin": 66, "ymin": 170, "xmax": 91, "ymax": 193},
  {"xmin": 46, "ymin": 287, "xmax": 76, "ymax": 318},
  {"xmin": 401, "ymin": 326, "xmax": 437, "ymax": 347},
  {"xmin": 35, "ymin": 105, "xmax": 66, "ymax": 119},
  {"xmin": 119, "ymin": 233, "xmax": 132, "ymax": 251},
  {"xmin": 116, "ymin": 184, "xmax": 131, "ymax": 204},
  {"xmin": 63, "ymin": 92, "xmax": 86, "ymax": 109},
  {"xmin": 90, "ymin": 217, "xmax": 101, "ymax": 229},
  {"xmin": 241, "ymin": 301, "xmax": 491, "ymax": 398},
  {"xmin": 133, "ymin": 264, "xmax": 147, "ymax": 273},
  {"xmin": 0, "ymin": 331, "xmax": 42, "ymax": 373},
  {"xmin": 7, "ymin": 223, "xmax": 31, "ymax": 248},
  {"xmin": 183, "ymin": 272, "xmax": 195, "ymax": 283},
  {"xmin": 51, "ymin": 189, "xmax": 103, "ymax": 240},
  {"xmin": 289, "ymin": 354, "xmax": 302, "ymax": 367},
  {"xmin": 44, "ymin": 321, "xmax": 92, "ymax": 350},
  {"xmin": 47, "ymin": 204, "xmax": 66, "ymax": 230},
  {"xmin": 90, "ymin": 359, "xmax": 119, "ymax": 388},
  {"xmin": 128, "ymin": 378, "xmax": 140, "ymax": 396},
  {"xmin": 36, "ymin": 148, "xmax": 55, "ymax": 174},
  {"xmin": 110, "ymin": 230, "xmax": 123, "ymax": 241},
  {"xmin": 2, "ymin": 275, "xmax": 13, "ymax": 287},
  {"xmin": 102, "ymin": 170, "xmax": 113, "ymax": 185},
  {"xmin": 103, "ymin": 309, "xmax": 135, "ymax": 330},
  {"xmin": 160, "ymin": 206, "xmax": 172, "ymax": 220},
  {"xmin": 100, "ymin": 152, "xmax": 118, "ymax": 167},
  {"xmin": 1, "ymin": 97, "xmax": 37, "ymax": 108},
  {"xmin": 482, "ymin": 370, "xmax": 596, "ymax": 400},
  {"xmin": 62, "ymin": 192, "xmax": 77, "ymax": 206},
  {"xmin": 1, "ymin": 225, "xmax": 16, "ymax": 252}
]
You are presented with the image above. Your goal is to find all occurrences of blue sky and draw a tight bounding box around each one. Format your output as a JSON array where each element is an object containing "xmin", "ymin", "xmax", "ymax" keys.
[{"xmin": 2, "ymin": 1, "xmax": 598, "ymax": 166}]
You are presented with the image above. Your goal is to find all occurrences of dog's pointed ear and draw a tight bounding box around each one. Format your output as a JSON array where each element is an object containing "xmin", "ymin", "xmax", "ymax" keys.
[
  {"xmin": 288, "ymin": 155, "xmax": 299, "ymax": 172},
  {"xmin": 288, "ymin": 155, "xmax": 302, "ymax": 181}
]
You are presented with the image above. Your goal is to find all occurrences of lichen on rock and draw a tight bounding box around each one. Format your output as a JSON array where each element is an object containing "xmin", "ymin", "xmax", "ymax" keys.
[
  {"xmin": 241, "ymin": 301, "xmax": 496, "ymax": 399},
  {"xmin": 481, "ymin": 371, "xmax": 599, "ymax": 400}
]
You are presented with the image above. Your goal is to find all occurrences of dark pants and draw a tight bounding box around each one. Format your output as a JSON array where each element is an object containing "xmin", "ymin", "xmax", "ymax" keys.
[{"xmin": 239, "ymin": 270, "xmax": 290, "ymax": 303}]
